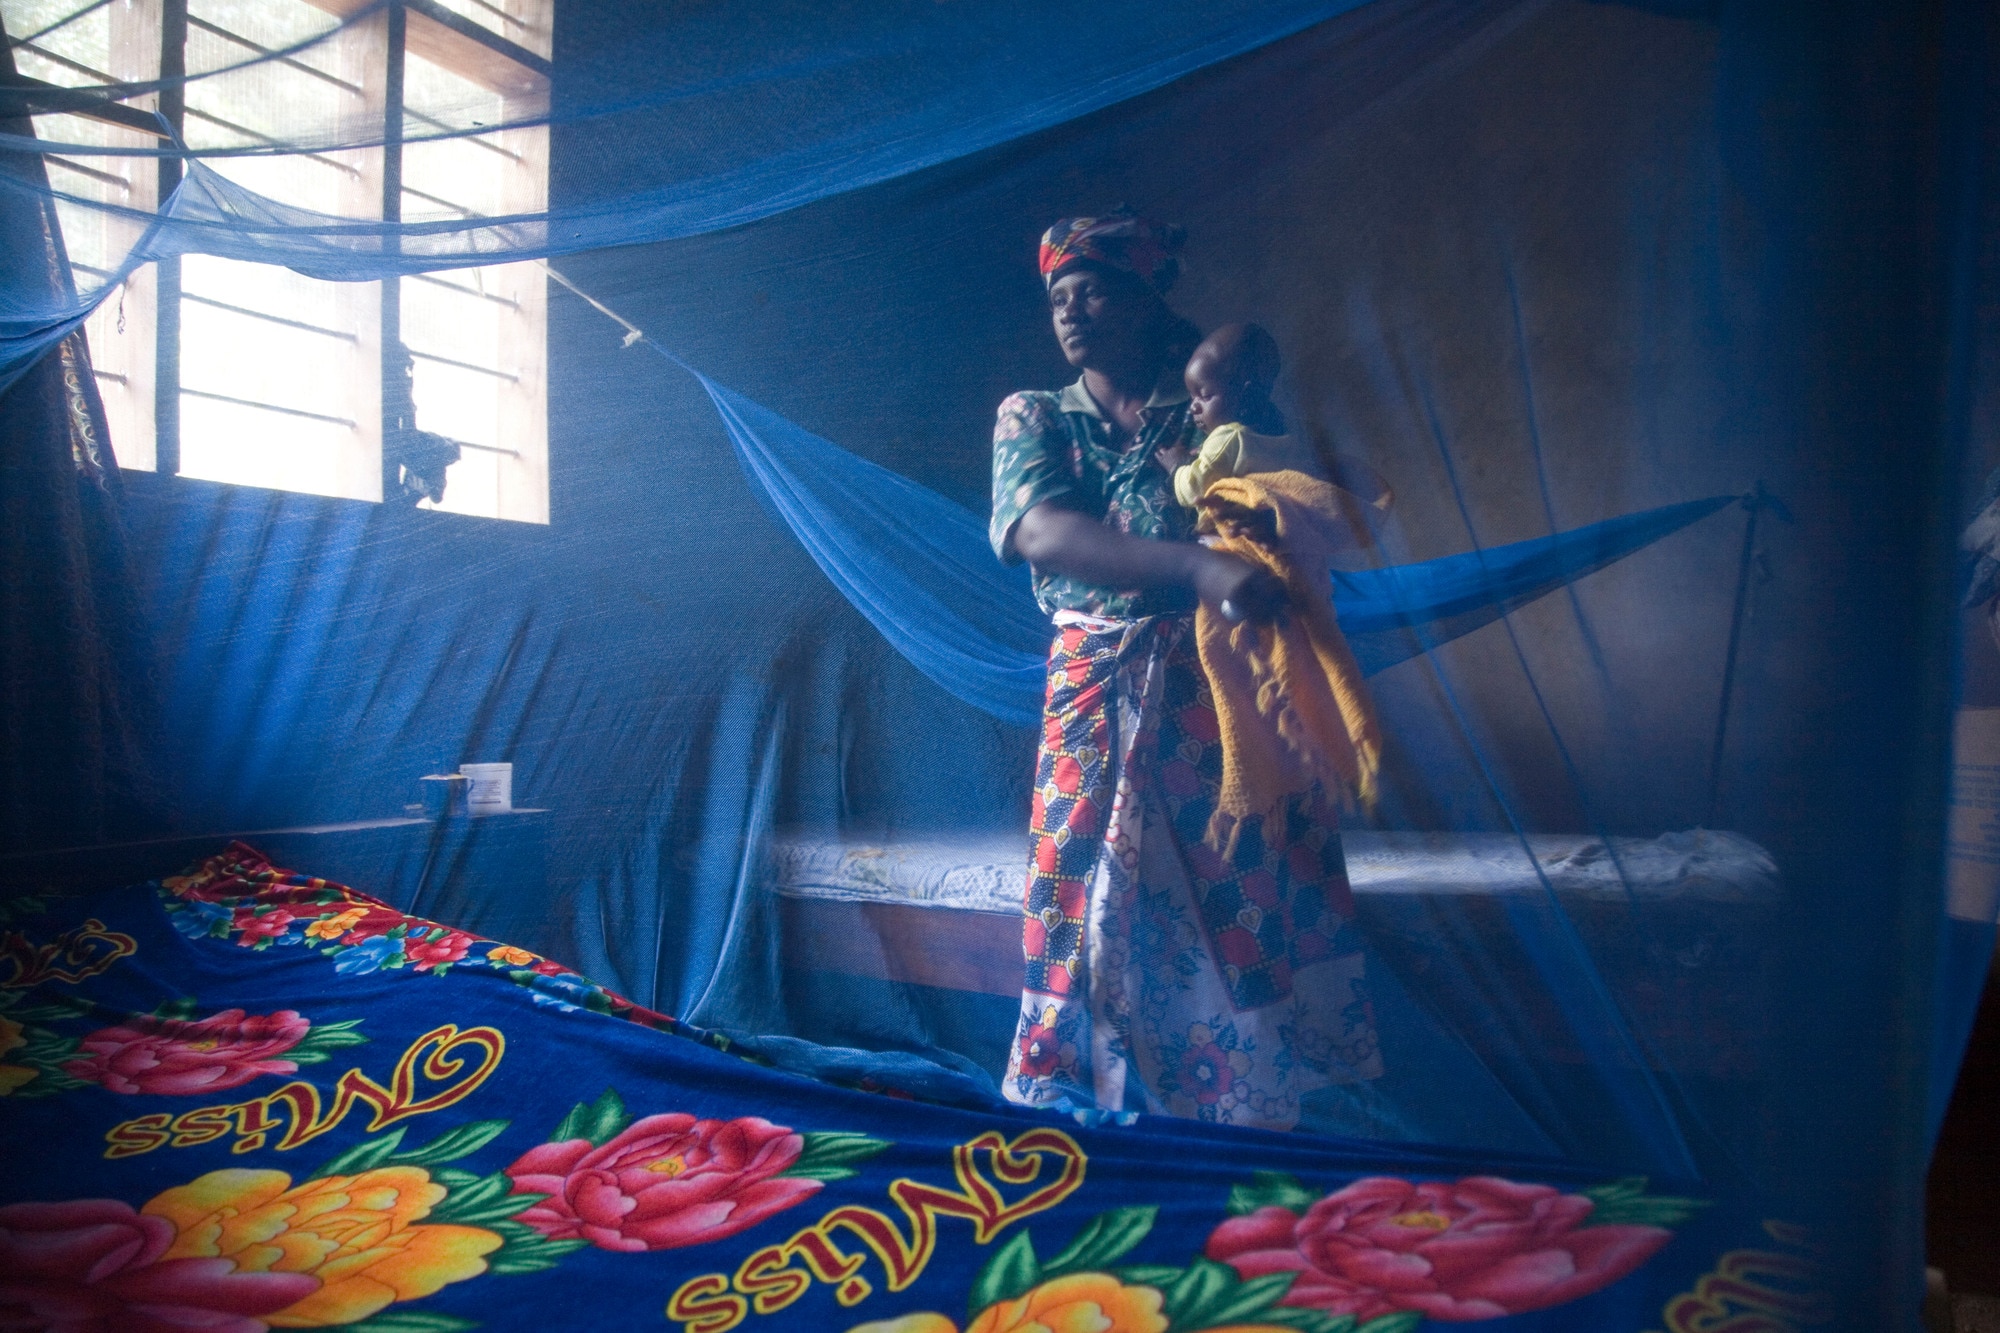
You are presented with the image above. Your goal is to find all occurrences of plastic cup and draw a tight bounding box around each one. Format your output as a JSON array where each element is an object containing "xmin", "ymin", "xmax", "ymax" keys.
[{"xmin": 420, "ymin": 773, "xmax": 470, "ymax": 818}]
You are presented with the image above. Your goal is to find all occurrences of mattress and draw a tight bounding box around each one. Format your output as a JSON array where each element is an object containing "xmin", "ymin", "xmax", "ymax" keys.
[
  {"xmin": 768, "ymin": 827, "xmax": 1781, "ymax": 912},
  {"xmin": 770, "ymin": 828, "xmax": 1783, "ymax": 1079}
]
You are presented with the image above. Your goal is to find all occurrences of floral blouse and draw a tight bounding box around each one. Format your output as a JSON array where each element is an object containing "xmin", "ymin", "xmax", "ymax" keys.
[{"xmin": 989, "ymin": 375, "xmax": 1199, "ymax": 619}]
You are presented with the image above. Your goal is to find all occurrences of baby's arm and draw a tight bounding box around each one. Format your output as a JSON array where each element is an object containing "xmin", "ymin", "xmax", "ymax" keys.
[{"xmin": 1173, "ymin": 425, "xmax": 1246, "ymax": 507}]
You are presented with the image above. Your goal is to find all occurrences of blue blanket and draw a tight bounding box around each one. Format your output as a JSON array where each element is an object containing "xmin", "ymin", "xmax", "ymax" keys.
[{"xmin": 0, "ymin": 846, "xmax": 1817, "ymax": 1332}]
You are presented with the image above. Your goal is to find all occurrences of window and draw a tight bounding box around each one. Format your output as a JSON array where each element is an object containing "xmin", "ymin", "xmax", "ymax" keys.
[
  {"xmin": 5, "ymin": 0, "xmax": 552, "ymax": 523},
  {"xmin": 6, "ymin": 0, "xmax": 162, "ymax": 467}
]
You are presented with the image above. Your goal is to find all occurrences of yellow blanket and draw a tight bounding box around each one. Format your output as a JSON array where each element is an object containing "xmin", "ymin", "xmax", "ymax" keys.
[{"xmin": 1194, "ymin": 470, "xmax": 1383, "ymax": 850}]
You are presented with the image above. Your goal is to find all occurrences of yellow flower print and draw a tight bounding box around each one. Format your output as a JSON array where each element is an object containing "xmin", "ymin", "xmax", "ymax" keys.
[
  {"xmin": 843, "ymin": 1278, "xmax": 1294, "ymax": 1333},
  {"xmin": 304, "ymin": 908, "xmax": 368, "ymax": 942},
  {"xmin": 144, "ymin": 1166, "xmax": 500, "ymax": 1327},
  {"xmin": 971, "ymin": 1274, "xmax": 1168, "ymax": 1333},
  {"xmin": 0, "ymin": 1016, "xmax": 38, "ymax": 1095},
  {"xmin": 487, "ymin": 945, "xmax": 537, "ymax": 967}
]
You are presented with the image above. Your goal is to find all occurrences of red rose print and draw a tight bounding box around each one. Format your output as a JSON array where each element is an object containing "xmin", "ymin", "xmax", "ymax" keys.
[
  {"xmin": 0, "ymin": 1198, "xmax": 317, "ymax": 1333},
  {"xmin": 531, "ymin": 959, "xmax": 570, "ymax": 976},
  {"xmin": 404, "ymin": 930, "xmax": 474, "ymax": 971},
  {"xmin": 505, "ymin": 1114, "xmax": 820, "ymax": 1252},
  {"xmin": 1018, "ymin": 1009, "xmax": 1062, "ymax": 1078},
  {"xmin": 230, "ymin": 908, "xmax": 294, "ymax": 945},
  {"xmin": 64, "ymin": 1008, "xmax": 310, "ymax": 1096},
  {"xmin": 1206, "ymin": 1176, "xmax": 1673, "ymax": 1322}
]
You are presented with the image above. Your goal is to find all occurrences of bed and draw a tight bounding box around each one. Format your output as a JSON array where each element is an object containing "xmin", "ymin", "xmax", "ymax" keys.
[
  {"xmin": 770, "ymin": 828, "xmax": 1782, "ymax": 1081},
  {"xmin": 0, "ymin": 842, "xmax": 1794, "ymax": 1332}
]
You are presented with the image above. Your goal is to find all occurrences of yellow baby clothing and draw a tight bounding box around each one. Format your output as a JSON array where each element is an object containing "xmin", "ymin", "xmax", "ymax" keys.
[
  {"xmin": 1192, "ymin": 471, "xmax": 1383, "ymax": 850},
  {"xmin": 1172, "ymin": 421, "xmax": 1327, "ymax": 507}
]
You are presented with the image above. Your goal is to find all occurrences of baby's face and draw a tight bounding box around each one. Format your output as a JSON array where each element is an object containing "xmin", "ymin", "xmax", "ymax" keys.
[{"xmin": 1185, "ymin": 355, "xmax": 1240, "ymax": 433}]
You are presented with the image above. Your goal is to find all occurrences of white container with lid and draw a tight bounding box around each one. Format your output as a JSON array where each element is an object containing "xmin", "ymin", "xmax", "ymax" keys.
[{"xmin": 460, "ymin": 762, "xmax": 513, "ymax": 814}]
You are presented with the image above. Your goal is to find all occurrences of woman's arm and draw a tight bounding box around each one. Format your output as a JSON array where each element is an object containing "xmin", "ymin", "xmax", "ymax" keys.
[{"xmin": 1013, "ymin": 502, "xmax": 1287, "ymax": 619}]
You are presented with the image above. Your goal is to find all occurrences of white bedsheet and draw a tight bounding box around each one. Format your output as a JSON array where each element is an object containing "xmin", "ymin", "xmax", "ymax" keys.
[{"xmin": 767, "ymin": 828, "xmax": 1780, "ymax": 913}]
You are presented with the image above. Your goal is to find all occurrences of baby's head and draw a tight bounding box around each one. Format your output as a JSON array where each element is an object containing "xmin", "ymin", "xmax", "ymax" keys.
[{"xmin": 1185, "ymin": 323, "xmax": 1283, "ymax": 434}]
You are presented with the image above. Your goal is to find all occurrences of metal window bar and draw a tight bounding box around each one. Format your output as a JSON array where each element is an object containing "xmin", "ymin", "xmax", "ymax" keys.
[
  {"xmin": 46, "ymin": 154, "xmax": 130, "ymax": 189},
  {"xmin": 403, "ymin": 104, "xmax": 518, "ymax": 160},
  {"xmin": 408, "ymin": 346, "xmax": 517, "ymax": 380},
  {"xmin": 71, "ymin": 260, "xmax": 116, "ymax": 278},
  {"xmin": 182, "ymin": 105, "xmax": 362, "ymax": 177},
  {"xmin": 186, "ymin": 15, "xmax": 361, "ymax": 95},
  {"xmin": 181, "ymin": 386, "xmax": 356, "ymax": 428},
  {"xmin": 409, "ymin": 272, "xmax": 518, "ymax": 308},
  {"xmin": 13, "ymin": 41, "xmax": 112, "ymax": 83},
  {"xmin": 455, "ymin": 439, "xmax": 520, "ymax": 456},
  {"xmin": 92, "ymin": 368, "xmax": 128, "ymax": 384},
  {"xmin": 401, "ymin": 183, "xmax": 481, "ymax": 217},
  {"xmin": 182, "ymin": 291, "xmax": 359, "ymax": 340},
  {"xmin": 10, "ymin": 0, "xmax": 116, "ymax": 49}
]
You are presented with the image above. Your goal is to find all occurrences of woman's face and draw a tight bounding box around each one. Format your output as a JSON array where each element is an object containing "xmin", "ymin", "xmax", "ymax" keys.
[{"xmin": 1048, "ymin": 267, "xmax": 1154, "ymax": 371}]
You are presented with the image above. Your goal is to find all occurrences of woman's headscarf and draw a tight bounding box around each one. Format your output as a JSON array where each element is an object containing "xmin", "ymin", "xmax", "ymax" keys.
[{"xmin": 1039, "ymin": 209, "xmax": 1186, "ymax": 293}]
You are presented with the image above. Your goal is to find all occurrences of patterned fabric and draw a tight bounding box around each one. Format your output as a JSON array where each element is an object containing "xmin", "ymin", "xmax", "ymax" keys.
[
  {"xmin": 158, "ymin": 843, "xmax": 693, "ymax": 1033},
  {"xmin": 0, "ymin": 855, "xmax": 1737, "ymax": 1333},
  {"xmin": 1038, "ymin": 210, "xmax": 1186, "ymax": 292},
  {"xmin": 988, "ymin": 378, "xmax": 1199, "ymax": 619},
  {"xmin": 1005, "ymin": 612, "xmax": 1381, "ymax": 1129}
]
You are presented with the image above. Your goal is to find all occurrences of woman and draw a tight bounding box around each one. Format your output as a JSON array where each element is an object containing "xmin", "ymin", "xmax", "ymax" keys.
[{"xmin": 989, "ymin": 212, "xmax": 1381, "ymax": 1129}]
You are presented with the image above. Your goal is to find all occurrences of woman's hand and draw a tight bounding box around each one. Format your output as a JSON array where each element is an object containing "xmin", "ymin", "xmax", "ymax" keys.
[
  {"xmin": 1193, "ymin": 550, "xmax": 1287, "ymax": 622},
  {"xmin": 1011, "ymin": 503, "xmax": 1287, "ymax": 620},
  {"xmin": 1155, "ymin": 442, "xmax": 1193, "ymax": 473}
]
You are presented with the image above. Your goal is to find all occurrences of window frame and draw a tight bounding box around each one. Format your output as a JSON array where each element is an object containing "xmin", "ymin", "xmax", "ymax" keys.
[{"xmin": 6, "ymin": 0, "xmax": 552, "ymax": 522}]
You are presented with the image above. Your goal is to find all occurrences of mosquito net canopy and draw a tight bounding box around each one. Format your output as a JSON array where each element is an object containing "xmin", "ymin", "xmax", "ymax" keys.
[{"xmin": 1, "ymin": 0, "xmax": 1992, "ymax": 1327}]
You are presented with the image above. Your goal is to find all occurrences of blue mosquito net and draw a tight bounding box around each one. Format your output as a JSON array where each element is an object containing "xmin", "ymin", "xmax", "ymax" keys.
[{"xmin": 1, "ymin": 0, "xmax": 1994, "ymax": 1327}]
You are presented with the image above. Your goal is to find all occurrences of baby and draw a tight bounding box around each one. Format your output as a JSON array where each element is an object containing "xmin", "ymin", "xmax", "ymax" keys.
[{"xmin": 1167, "ymin": 322, "xmax": 1327, "ymax": 507}]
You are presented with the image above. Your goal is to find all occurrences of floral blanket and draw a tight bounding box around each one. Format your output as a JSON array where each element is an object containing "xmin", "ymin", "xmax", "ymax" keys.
[{"xmin": 0, "ymin": 844, "xmax": 1822, "ymax": 1333}]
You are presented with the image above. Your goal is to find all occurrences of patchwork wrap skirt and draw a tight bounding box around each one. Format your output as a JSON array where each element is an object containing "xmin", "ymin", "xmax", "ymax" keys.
[{"xmin": 1001, "ymin": 610, "xmax": 1382, "ymax": 1129}]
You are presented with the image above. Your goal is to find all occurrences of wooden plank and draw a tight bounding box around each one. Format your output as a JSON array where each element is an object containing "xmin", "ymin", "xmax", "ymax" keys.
[
  {"xmin": 406, "ymin": 0, "xmax": 548, "ymax": 99},
  {"xmin": 779, "ymin": 896, "xmax": 1023, "ymax": 998},
  {"xmin": 0, "ymin": 74, "xmax": 164, "ymax": 137},
  {"xmin": 302, "ymin": 0, "xmax": 548, "ymax": 101}
]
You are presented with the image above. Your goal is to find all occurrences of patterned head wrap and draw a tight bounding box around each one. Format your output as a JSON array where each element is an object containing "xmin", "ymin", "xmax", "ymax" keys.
[{"xmin": 1038, "ymin": 209, "xmax": 1185, "ymax": 293}]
